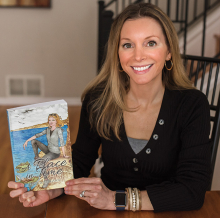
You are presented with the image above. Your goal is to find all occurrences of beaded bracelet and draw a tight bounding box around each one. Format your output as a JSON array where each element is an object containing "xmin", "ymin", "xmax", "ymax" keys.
[
  {"xmin": 134, "ymin": 188, "xmax": 139, "ymax": 211},
  {"xmin": 131, "ymin": 188, "xmax": 136, "ymax": 211}
]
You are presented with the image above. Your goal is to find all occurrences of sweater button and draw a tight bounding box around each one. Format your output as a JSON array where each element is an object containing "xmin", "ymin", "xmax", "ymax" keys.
[
  {"xmin": 146, "ymin": 148, "xmax": 151, "ymax": 154},
  {"xmin": 159, "ymin": 119, "xmax": 164, "ymax": 125},
  {"xmin": 134, "ymin": 167, "xmax": 138, "ymax": 171},
  {"xmin": 133, "ymin": 158, "xmax": 138, "ymax": 163},
  {"xmin": 153, "ymin": 134, "xmax": 158, "ymax": 140}
]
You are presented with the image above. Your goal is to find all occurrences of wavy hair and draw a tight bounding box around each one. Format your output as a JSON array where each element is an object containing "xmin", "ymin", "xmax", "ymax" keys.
[
  {"xmin": 48, "ymin": 113, "xmax": 64, "ymax": 128},
  {"xmin": 82, "ymin": 3, "xmax": 193, "ymax": 140}
]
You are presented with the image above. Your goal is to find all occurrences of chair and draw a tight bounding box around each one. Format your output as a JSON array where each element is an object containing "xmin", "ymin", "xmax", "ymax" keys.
[{"xmin": 182, "ymin": 54, "xmax": 220, "ymax": 190}]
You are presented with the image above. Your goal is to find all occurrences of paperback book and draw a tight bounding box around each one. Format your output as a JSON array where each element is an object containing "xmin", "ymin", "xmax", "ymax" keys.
[{"xmin": 7, "ymin": 100, "xmax": 74, "ymax": 191}]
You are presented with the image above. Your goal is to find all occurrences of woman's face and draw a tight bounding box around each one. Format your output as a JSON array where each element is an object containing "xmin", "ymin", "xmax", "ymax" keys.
[
  {"xmin": 48, "ymin": 116, "xmax": 57, "ymax": 128},
  {"xmin": 118, "ymin": 17, "xmax": 171, "ymax": 88}
]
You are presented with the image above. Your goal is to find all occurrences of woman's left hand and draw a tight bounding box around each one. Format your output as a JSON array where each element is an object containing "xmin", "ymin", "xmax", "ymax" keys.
[{"xmin": 64, "ymin": 177, "xmax": 116, "ymax": 210}]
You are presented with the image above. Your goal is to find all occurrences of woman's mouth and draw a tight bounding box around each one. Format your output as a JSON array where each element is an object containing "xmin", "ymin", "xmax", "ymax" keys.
[{"xmin": 131, "ymin": 64, "xmax": 153, "ymax": 74}]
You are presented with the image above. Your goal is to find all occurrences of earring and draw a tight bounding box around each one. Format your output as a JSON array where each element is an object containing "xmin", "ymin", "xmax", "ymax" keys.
[
  {"xmin": 119, "ymin": 69, "xmax": 124, "ymax": 72},
  {"xmin": 165, "ymin": 59, "xmax": 173, "ymax": 71}
]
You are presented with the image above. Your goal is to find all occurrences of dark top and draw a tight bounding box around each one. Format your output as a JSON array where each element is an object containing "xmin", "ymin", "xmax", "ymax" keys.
[{"xmin": 72, "ymin": 88, "xmax": 211, "ymax": 212}]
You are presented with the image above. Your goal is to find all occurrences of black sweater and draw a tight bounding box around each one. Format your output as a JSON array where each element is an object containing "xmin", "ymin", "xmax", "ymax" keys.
[{"xmin": 72, "ymin": 88, "xmax": 211, "ymax": 212}]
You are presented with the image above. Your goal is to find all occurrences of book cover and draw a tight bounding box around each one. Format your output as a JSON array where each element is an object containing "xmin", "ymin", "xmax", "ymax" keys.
[{"xmin": 7, "ymin": 100, "xmax": 74, "ymax": 191}]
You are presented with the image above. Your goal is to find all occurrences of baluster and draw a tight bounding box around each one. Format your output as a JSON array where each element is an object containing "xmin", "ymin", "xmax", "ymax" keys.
[
  {"xmin": 176, "ymin": 0, "xmax": 179, "ymax": 21},
  {"xmin": 193, "ymin": 0, "xmax": 197, "ymax": 20},
  {"xmin": 122, "ymin": 0, "xmax": 125, "ymax": 10},
  {"xmin": 183, "ymin": 0, "xmax": 189, "ymax": 55},
  {"xmin": 211, "ymin": 63, "xmax": 219, "ymax": 105},
  {"xmin": 180, "ymin": 0, "xmax": 184, "ymax": 31},
  {"xmin": 116, "ymin": 0, "xmax": 118, "ymax": 16},
  {"xmin": 167, "ymin": 0, "xmax": 170, "ymax": 17},
  {"xmin": 202, "ymin": 0, "xmax": 208, "ymax": 56},
  {"xmin": 200, "ymin": 61, "xmax": 207, "ymax": 92},
  {"xmin": 194, "ymin": 60, "xmax": 200, "ymax": 87},
  {"xmin": 206, "ymin": 62, "xmax": 213, "ymax": 97}
]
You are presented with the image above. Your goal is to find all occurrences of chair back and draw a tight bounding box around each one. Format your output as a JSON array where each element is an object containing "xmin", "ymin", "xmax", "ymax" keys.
[{"xmin": 182, "ymin": 54, "xmax": 220, "ymax": 190}]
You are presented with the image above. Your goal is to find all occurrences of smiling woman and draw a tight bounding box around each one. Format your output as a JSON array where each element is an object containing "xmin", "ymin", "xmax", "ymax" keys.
[{"xmin": 8, "ymin": 2, "xmax": 211, "ymax": 213}]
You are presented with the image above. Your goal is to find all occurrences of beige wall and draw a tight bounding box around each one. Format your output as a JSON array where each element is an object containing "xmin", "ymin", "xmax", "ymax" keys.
[{"xmin": 0, "ymin": 0, "xmax": 97, "ymax": 98}]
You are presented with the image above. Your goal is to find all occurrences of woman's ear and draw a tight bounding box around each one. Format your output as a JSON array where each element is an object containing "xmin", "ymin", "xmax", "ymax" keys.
[{"xmin": 166, "ymin": 52, "xmax": 171, "ymax": 61}]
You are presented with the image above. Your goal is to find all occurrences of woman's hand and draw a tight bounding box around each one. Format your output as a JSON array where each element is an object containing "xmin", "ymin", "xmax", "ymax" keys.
[
  {"xmin": 8, "ymin": 181, "xmax": 50, "ymax": 207},
  {"xmin": 64, "ymin": 178, "xmax": 116, "ymax": 210}
]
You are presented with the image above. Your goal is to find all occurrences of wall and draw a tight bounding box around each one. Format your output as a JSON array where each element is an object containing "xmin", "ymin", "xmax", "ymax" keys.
[
  {"xmin": 179, "ymin": 5, "xmax": 220, "ymax": 56},
  {"xmin": 0, "ymin": 0, "xmax": 98, "ymax": 104}
]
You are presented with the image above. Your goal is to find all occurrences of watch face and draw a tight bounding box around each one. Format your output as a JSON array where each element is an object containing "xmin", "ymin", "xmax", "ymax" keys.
[{"xmin": 116, "ymin": 193, "xmax": 126, "ymax": 206}]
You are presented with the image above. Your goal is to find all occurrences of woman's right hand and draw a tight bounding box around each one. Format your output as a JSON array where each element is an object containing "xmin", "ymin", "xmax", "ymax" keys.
[{"xmin": 8, "ymin": 181, "xmax": 50, "ymax": 207}]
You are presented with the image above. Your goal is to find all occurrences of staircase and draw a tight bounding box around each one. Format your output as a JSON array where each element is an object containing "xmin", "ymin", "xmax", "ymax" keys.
[{"xmin": 98, "ymin": 0, "xmax": 220, "ymax": 71}]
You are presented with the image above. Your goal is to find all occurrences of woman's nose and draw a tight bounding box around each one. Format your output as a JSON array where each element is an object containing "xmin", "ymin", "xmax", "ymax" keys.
[{"xmin": 134, "ymin": 47, "xmax": 146, "ymax": 62}]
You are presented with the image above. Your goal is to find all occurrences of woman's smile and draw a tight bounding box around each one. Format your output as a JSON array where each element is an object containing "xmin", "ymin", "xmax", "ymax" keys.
[{"xmin": 131, "ymin": 64, "xmax": 153, "ymax": 74}]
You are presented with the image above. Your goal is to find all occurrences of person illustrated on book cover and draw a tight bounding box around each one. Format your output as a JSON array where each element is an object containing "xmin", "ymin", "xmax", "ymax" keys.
[{"xmin": 23, "ymin": 113, "xmax": 68, "ymax": 188}]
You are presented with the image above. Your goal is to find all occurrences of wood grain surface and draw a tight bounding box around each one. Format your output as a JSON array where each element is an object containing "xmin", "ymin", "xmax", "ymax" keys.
[
  {"xmin": 0, "ymin": 194, "xmax": 46, "ymax": 218},
  {"xmin": 45, "ymin": 191, "xmax": 220, "ymax": 218},
  {"xmin": 1, "ymin": 191, "xmax": 220, "ymax": 218}
]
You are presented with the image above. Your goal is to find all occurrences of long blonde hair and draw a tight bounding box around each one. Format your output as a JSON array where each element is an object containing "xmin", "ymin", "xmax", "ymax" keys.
[{"xmin": 82, "ymin": 3, "xmax": 193, "ymax": 140}]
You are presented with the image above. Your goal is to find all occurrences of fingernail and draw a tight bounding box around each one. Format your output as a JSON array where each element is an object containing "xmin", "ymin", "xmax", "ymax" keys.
[
  {"xmin": 65, "ymin": 187, "xmax": 69, "ymax": 191},
  {"xmin": 10, "ymin": 193, "xmax": 15, "ymax": 198},
  {"xmin": 65, "ymin": 190, "xmax": 69, "ymax": 194}
]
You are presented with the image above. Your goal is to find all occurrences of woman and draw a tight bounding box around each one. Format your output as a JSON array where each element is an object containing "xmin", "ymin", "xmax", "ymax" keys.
[
  {"xmin": 8, "ymin": 3, "xmax": 211, "ymax": 212},
  {"xmin": 23, "ymin": 113, "xmax": 67, "ymax": 161}
]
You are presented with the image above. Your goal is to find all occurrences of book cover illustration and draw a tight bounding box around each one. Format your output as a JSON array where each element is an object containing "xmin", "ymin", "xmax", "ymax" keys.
[{"xmin": 7, "ymin": 100, "xmax": 74, "ymax": 191}]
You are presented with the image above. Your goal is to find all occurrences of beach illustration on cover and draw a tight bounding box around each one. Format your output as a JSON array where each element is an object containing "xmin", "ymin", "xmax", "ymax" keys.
[{"xmin": 7, "ymin": 101, "xmax": 74, "ymax": 191}]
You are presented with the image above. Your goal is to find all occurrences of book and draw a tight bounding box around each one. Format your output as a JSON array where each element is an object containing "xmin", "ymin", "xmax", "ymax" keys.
[{"xmin": 7, "ymin": 100, "xmax": 74, "ymax": 191}]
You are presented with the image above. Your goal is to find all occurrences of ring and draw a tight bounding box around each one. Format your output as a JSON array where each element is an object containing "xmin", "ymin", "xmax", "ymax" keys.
[{"xmin": 80, "ymin": 190, "xmax": 86, "ymax": 198}]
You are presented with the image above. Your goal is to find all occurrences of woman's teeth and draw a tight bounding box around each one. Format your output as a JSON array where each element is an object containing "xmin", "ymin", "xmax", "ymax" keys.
[{"xmin": 133, "ymin": 65, "xmax": 152, "ymax": 71}]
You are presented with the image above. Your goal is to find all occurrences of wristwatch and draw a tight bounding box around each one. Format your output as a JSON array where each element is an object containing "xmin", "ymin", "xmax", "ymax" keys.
[{"xmin": 114, "ymin": 190, "xmax": 127, "ymax": 211}]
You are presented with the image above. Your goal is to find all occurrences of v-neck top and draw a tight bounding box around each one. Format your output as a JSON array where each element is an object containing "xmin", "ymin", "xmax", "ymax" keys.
[{"xmin": 72, "ymin": 88, "xmax": 211, "ymax": 212}]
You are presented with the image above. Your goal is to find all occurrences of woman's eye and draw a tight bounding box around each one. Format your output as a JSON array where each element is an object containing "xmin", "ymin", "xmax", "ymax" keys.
[
  {"xmin": 147, "ymin": 41, "xmax": 156, "ymax": 47},
  {"xmin": 123, "ymin": 43, "xmax": 132, "ymax": 48}
]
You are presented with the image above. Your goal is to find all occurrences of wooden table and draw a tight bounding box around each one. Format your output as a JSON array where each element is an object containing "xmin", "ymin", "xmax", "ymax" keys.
[{"xmin": 1, "ymin": 191, "xmax": 220, "ymax": 218}]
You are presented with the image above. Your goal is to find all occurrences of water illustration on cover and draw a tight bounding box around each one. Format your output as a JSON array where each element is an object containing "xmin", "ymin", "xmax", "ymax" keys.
[{"xmin": 7, "ymin": 100, "xmax": 74, "ymax": 191}]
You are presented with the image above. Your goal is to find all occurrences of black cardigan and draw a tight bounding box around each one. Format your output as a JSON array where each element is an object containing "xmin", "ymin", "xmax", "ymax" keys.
[{"xmin": 72, "ymin": 88, "xmax": 211, "ymax": 212}]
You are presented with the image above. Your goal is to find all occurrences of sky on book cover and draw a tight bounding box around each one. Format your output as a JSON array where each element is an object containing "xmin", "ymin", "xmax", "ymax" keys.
[{"xmin": 9, "ymin": 103, "xmax": 68, "ymax": 131}]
